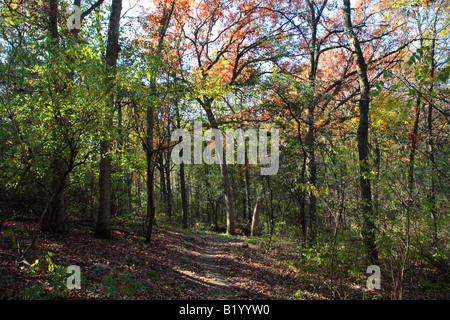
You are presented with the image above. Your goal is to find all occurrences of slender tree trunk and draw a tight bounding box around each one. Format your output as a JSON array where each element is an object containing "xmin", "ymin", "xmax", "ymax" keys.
[
  {"xmin": 158, "ymin": 153, "xmax": 168, "ymax": 219},
  {"xmin": 47, "ymin": 0, "xmax": 60, "ymax": 232},
  {"xmin": 396, "ymin": 98, "xmax": 420, "ymax": 299},
  {"xmin": 244, "ymin": 150, "xmax": 252, "ymax": 222},
  {"xmin": 342, "ymin": 0, "xmax": 378, "ymax": 264},
  {"xmin": 427, "ymin": 37, "xmax": 439, "ymax": 247},
  {"xmin": 145, "ymin": 76, "xmax": 157, "ymax": 242},
  {"xmin": 241, "ymin": 170, "xmax": 246, "ymax": 221},
  {"xmin": 145, "ymin": 141, "xmax": 156, "ymax": 242},
  {"xmin": 144, "ymin": 2, "xmax": 175, "ymax": 243},
  {"xmin": 97, "ymin": 140, "xmax": 112, "ymax": 239},
  {"xmin": 176, "ymin": 109, "xmax": 189, "ymax": 228},
  {"xmin": 251, "ymin": 187, "xmax": 264, "ymax": 237},
  {"xmin": 295, "ymin": 119, "xmax": 308, "ymax": 242},
  {"xmin": 204, "ymin": 104, "xmax": 236, "ymax": 235},
  {"xmin": 180, "ymin": 159, "xmax": 188, "ymax": 228},
  {"xmin": 304, "ymin": 0, "xmax": 327, "ymax": 244},
  {"xmin": 164, "ymin": 119, "xmax": 173, "ymax": 222},
  {"xmin": 165, "ymin": 153, "xmax": 173, "ymax": 223},
  {"xmin": 305, "ymin": 103, "xmax": 317, "ymax": 243},
  {"xmin": 408, "ymin": 98, "xmax": 421, "ymax": 194},
  {"xmin": 96, "ymin": 0, "xmax": 122, "ymax": 239}
]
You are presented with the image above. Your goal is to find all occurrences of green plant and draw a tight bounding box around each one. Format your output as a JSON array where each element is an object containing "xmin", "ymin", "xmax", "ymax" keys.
[
  {"xmin": 292, "ymin": 289, "xmax": 306, "ymax": 300},
  {"xmin": 274, "ymin": 221, "xmax": 297, "ymax": 239},
  {"xmin": 258, "ymin": 237, "xmax": 274, "ymax": 251},
  {"xmin": 22, "ymin": 283, "xmax": 46, "ymax": 299},
  {"xmin": 1, "ymin": 226, "xmax": 23, "ymax": 249},
  {"xmin": 101, "ymin": 272, "xmax": 151, "ymax": 299},
  {"xmin": 22, "ymin": 251, "xmax": 78, "ymax": 299},
  {"xmin": 372, "ymin": 293, "xmax": 383, "ymax": 300},
  {"xmin": 302, "ymin": 245, "xmax": 325, "ymax": 265}
]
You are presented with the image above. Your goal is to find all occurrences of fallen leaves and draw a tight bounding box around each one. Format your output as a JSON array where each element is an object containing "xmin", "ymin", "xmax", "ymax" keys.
[{"xmin": 1, "ymin": 219, "xmax": 447, "ymax": 300}]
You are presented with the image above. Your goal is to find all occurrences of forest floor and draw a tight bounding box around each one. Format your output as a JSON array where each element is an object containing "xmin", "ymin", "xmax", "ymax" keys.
[{"xmin": 0, "ymin": 218, "xmax": 448, "ymax": 300}]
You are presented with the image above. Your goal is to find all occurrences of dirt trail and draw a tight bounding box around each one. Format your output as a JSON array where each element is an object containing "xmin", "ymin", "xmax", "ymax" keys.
[{"xmin": 196, "ymin": 234, "xmax": 236, "ymax": 300}]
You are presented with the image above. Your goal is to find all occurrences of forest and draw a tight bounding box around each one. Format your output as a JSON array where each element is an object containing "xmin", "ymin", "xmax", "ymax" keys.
[{"xmin": 0, "ymin": 0, "xmax": 448, "ymax": 302}]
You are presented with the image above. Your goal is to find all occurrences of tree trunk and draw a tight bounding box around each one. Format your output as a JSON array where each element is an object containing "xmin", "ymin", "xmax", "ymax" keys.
[
  {"xmin": 44, "ymin": 0, "xmax": 99, "ymax": 234},
  {"xmin": 42, "ymin": 0, "xmax": 68, "ymax": 234},
  {"xmin": 158, "ymin": 153, "xmax": 168, "ymax": 220},
  {"xmin": 48, "ymin": 0, "xmax": 59, "ymax": 44},
  {"xmin": 97, "ymin": 140, "xmax": 112, "ymax": 239},
  {"xmin": 304, "ymin": 0, "xmax": 327, "ymax": 244},
  {"xmin": 144, "ymin": 2, "xmax": 175, "ymax": 243},
  {"xmin": 342, "ymin": 0, "xmax": 378, "ymax": 264},
  {"xmin": 180, "ymin": 159, "xmax": 188, "ymax": 228},
  {"xmin": 408, "ymin": 98, "xmax": 421, "ymax": 194},
  {"xmin": 251, "ymin": 188, "xmax": 264, "ymax": 237},
  {"xmin": 204, "ymin": 104, "xmax": 236, "ymax": 235},
  {"xmin": 305, "ymin": 103, "xmax": 317, "ymax": 243},
  {"xmin": 96, "ymin": 0, "xmax": 122, "ymax": 239},
  {"xmin": 145, "ymin": 76, "xmax": 156, "ymax": 242},
  {"xmin": 244, "ymin": 149, "xmax": 252, "ymax": 223},
  {"xmin": 176, "ymin": 109, "xmax": 189, "ymax": 228},
  {"xmin": 164, "ymin": 121, "xmax": 173, "ymax": 222},
  {"xmin": 43, "ymin": 158, "xmax": 68, "ymax": 234},
  {"xmin": 427, "ymin": 37, "xmax": 439, "ymax": 248},
  {"xmin": 145, "ymin": 143, "xmax": 156, "ymax": 243},
  {"xmin": 165, "ymin": 156, "xmax": 173, "ymax": 223}
]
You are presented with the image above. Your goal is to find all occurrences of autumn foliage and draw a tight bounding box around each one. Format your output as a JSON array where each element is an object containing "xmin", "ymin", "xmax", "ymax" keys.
[{"xmin": 0, "ymin": 0, "xmax": 448, "ymax": 301}]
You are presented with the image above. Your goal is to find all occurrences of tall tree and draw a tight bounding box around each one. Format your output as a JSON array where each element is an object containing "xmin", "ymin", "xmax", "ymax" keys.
[
  {"xmin": 176, "ymin": 107, "xmax": 189, "ymax": 229},
  {"xmin": 303, "ymin": 0, "xmax": 329, "ymax": 243},
  {"xmin": 176, "ymin": 0, "xmax": 285, "ymax": 234},
  {"xmin": 141, "ymin": 0, "xmax": 176, "ymax": 243},
  {"xmin": 342, "ymin": 0, "xmax": 378, "ymax": 263},
  {"xmin": 265, "ymin": 0, "xmax": 359, "ymax": 243},
  {"xmin": 96, "ymin": 0, "xmax": 122, "ymax": 239},
  {"xmin": 43, "ymin": 0, "xmax": 67, "ymax": 234}
]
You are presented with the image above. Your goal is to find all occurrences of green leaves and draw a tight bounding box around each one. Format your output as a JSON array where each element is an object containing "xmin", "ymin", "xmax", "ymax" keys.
[
  {"xmin": 23, "ymin": 251, "xmax": 74, "ymax": 299},
  {"xmin": 45, "ymin": 251, "xmax": 56, "ymax": 273},
  {"xmin": 102, "ymin": 272, "xmax": 151, "ymax": 299},
  {"xmin": 405, "ymin": 45, "xmax": 449, "ymax": 87}
]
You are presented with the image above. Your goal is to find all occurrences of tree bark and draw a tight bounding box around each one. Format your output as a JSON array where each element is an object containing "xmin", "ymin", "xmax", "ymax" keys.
[
  {"xmin": 408, "ymin": 98, "xmax": 421, "ymax": 194},
  {"xmin": 145, "ymin": 140, "xmax": 156, "ymax": 242},
  {"xmin": 42, "ymin": 0, "xmax": 67, "ymax": 234},
  {"xmin": 427, "ymin": 37, "xmax": 438, "ymax": 247},
  {"xmin": 204, "ymin": 104, "xmax": 236, "ymax": 235},
  {"xmin": 96, "ymin": 0, "xmax": 122, "ymax": 239},
  {"xmin": 158, "ymin": 153, "xmax": 167, "ymax": 218},
  {"xmin": 46, "ymin": 0, "xmax": 60, "ymax": 232},
  {"xmin": 244, "ymin": 150, "xmax": 252, "ymax": 222},
  {"xmin": 145, "ymin": 77, "xmax": 156, "ymax": 242},
  {"xmin": 145, "ymin": 2, "xmax": 175, "ymax": 243},
  {"xmin": 304, "ymin": 0, "xmax": 327, "ymax": 244},
  {"xmin": 165, "ymin": 130, "xmax": 173, "ymax": 223},
  {"xmin": 342, "ymin": 0, "xmax": 378, "ymax": 264},
  {"xmin": 251, "ymin": 188, "xmax": 264, "ymax": 237},
  {"xmin": 97, "ymin": 140, "xmax": 112, "ymax": 239},
  {"xmin": 43, "ymin": 1, "xmax": 101, "ymax": 234},
  {"xmin": 48, "ymin": 0, "xmax": 59, "ymax": 44},
  {"xmin": 176, "ymin": 109, "xmax": 189, "ymax": 229}
]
